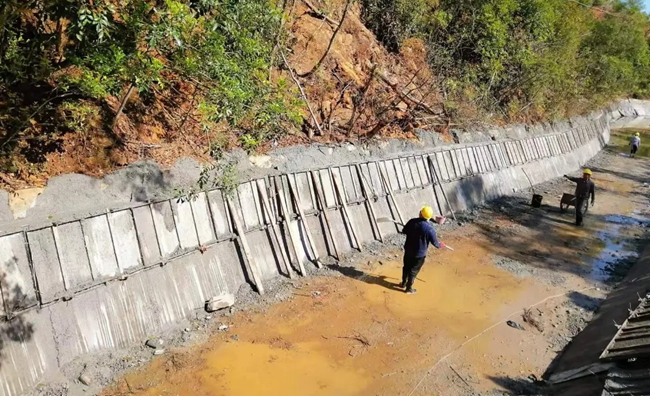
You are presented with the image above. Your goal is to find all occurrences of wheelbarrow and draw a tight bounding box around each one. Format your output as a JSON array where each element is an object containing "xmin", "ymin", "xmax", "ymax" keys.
[{"xmin": 560, "ymin": 193, "xmax": 589, "ymax": 213}]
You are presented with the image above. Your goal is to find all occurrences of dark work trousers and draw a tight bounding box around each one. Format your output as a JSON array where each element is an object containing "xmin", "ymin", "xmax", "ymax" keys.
[
  {"xmin": 632, "ymin": 144, "xmax": 639, "ymax": 155},
  {"xmin": 402, "ymin": 255, "xmax": 426, "ymax": 289},
  {"xmin": 575, "ymin": 196, "xmax": 589, "ymax": 226}
]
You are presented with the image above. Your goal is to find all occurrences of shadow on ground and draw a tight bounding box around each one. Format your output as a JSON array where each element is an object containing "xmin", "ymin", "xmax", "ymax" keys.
[
  {"xmin": 488, "ymin": 375, "xmax": 547, "ymax": 395},
  {"xmin": 327, "ymin": 264, "xmax": 404, "ymax": 292}
]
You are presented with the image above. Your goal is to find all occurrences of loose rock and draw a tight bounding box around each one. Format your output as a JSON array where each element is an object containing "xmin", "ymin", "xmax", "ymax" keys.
[
  {"xmin": 205, "ymin": 293, "xmax": 236, "ymax": 313},
  {"xmin": 146, "ymin": 338, "xmax": 165, "ymax": 349}
]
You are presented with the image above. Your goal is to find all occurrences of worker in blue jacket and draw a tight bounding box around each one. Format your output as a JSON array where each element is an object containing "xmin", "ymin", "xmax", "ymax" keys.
[{"xmin": 400, "ymin": 206, "xmax": 446, "ymax": 294}]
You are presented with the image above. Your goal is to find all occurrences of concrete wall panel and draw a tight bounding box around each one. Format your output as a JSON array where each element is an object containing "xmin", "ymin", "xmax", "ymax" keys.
[
  {"xmin": 131, "ymin": 206, "xmax": 161, "ymax": 265},
  {"xmin": 54, "ymin": 222, "xmax": 93, "ymax": 289},
  {"xmin": 172, "ymin": 200, "xmax": 199, "ymax": 250},
  {"xmin": 108, "ymin": 210, "xmax": 142, "ymax": 271},
  {"xmin": 82, "ymin": 216, "xmax": 119, "ymax": 279},
  {"xmin": 246, "ymin": 230, "xmax": 281, "ymax": 280},
  {"xmin": 318, "ymin": 170, "xmax": 337, "ymax": 208},
  {"xmin": 191, "ymin": 193, "xmax": 215, "ymax": 245},
  {"xmin": 392, "ymin": 159, "xmax": 407, "ymax": 190},
  {"xmin": 28, "ymin": 229, "xmax": 65, "ymax": 302},
  {"xmin": 399, "ymin": 158, "xmax": 414, "ymax": 189},
  {"xmin": 0, "ymin": 233, "xmax": 36, "ymax": 311},
  {"xmin": 237, "ymin": 182, "xmax": 260, "ymax": 229},
  {"xmin": 151, "ymin": 202, "xmax": 179, "ymax": 257},
  {"xmin": 207, "ymin": 191, "xmax": 231, "ymax": 238}
]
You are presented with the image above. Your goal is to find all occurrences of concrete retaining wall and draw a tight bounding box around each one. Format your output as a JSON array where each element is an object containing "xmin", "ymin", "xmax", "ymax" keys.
[{"xmin": 0, "ymin": 107, "xmax": 617, "ymax": 395}]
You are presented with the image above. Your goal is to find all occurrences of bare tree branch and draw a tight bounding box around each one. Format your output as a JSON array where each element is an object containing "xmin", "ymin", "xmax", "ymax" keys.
[
  {"xmin": 280, "ymin": 49, "xmax": 323, "ymax": 138},
  {"xmin": 301, "ymin": 0, "xmax": 340, "ymax": 27}
]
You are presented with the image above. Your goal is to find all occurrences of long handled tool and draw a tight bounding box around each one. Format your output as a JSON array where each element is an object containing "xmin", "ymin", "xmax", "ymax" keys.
[{"xmin": 376, "ymin": 217, "xmax": 455, "ymax": 251}]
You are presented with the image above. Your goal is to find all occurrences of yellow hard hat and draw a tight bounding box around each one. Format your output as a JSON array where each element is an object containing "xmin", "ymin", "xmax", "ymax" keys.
[
  {"xmin": 583, "ymin": 169, "xmax": 592, "ymax": 175},
  {"xmin": 636, "ymin": 132, "xmax": 641, "ymax": 136},
  {"xmin": 420, "ymin": 206, "xmax": 434, "ymax": 220}
]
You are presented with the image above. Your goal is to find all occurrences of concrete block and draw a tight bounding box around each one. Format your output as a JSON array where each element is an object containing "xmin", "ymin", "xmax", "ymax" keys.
[
  {"xmin": 442, "ymin": 151, "xmax": 456, "ymax": 180},
  {"xmin": 367, "ymin": 162, "xmax": 384, "ymax": 195},
  {"xmin": 82, "ymin": 215, "xmax": 119, "ymax": 279},
  {"xmin": 406, "ymin": 157, "xmax": 421, "ymax": 187},
  {"xmin": 392, "ymin": 159, "xmax": 407, "ymax": 190},
  {"xmin": 248, "ymin": 230, "xmax": 282, "ymax": 280},
  {"xmin": 345, "ymin": 165, "xmax": 362, "ymax": 201},
  {"xmin": 434, "ymin": 152, "xmax": 450, "ymax": 181},
  {"xmin": 205, "ymin": 293, "xmax": 235, "ymax": 312},
  {"xmin": 285, "ymin": 216, "xmax": 310, "ymax": 267},
  {"xmin": 475, "ymin": 146, "xmax": 487, "ymax": 172},
  {"xmin": 151, "ymin": 201, "xmax": 180, "ymax": 257},
  {"xmin": 318, "ymin": 169, "xmax": 337, "ymax": 208},
  {"xmin": 399, "ymin": 158, "xmax": 415, "ymax": 189},
  {"xmin": 131, "ymin": 206, "xmax": 161, "ymax": 265},
  {"xmin": 54, "ymin": 222, "xmax": 93, "ymax": 289},
  {"xmin": 348, "ymin": 203, "xmax": 374, "ymax": 243},
  {"xmin": 0, "ymin": 233, "xmax": 37, "ymax": 311},
  {"xmin": 237, "ymin": 182, "xmax": 260, "ymax": 229},
  {"xmin": 464, "ymin": 147, "xmax": 476, "ymax": 174},
  {"xmin": 191, "ymin": 192, "xmax": 215, "ymax": 245},
  {"xmin": 415, "ymin": 156, "xmax": 430, "ymax": 185},
  {"xmin": 172, "ymin": 200, "xmax": 199, "ymax": 250},
  {"xmin": 27, "ymin": 229, "xmax": 65, "ymax": 302},
  {"xmin": 207, "ymin": 190, "xmax": 231, "ymax": 238},
  {"xmin": 108, "ymin": 210, "xmax": 142, "ymax": 271},
  {"xmin": 212, "ymin": 242, "xmax": 246, "ymax": 294},
  {"xmin": 294, "ymin": 172, "xmax": 315, "ymax": 212},
  {"xmin": 377, "ymin": 161, "xmax": 399, "ymax": 191}
]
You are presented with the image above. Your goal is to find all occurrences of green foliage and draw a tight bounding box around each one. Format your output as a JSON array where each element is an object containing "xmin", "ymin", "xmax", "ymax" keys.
[
  {"xmin": 361, "ymin": 0, "xmax": 650, "ymax": 119},
  {"xmin": 0, "ymin": 0, "xmax": 302, "ymax": 171}
]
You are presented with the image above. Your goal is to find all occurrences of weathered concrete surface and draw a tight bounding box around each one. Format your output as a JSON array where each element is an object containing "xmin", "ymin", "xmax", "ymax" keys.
[{"xmin": 0, "ymin": 100, "xmax": 637, "ymax": 396}]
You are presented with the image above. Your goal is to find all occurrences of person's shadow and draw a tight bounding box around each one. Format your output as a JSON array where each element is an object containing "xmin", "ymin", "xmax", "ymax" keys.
[{"xmin": 327, "ymin": 264, "xmax": 405, "ymax": 291}]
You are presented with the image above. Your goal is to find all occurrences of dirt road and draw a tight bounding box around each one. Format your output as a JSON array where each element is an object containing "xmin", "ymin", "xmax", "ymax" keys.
[{"xmin": 100, "ymin": 146, "xmax": 650, "ymax": 396}]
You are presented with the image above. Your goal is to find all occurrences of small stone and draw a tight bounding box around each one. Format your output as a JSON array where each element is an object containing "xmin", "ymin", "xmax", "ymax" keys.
[
  {"xmin": 205, "ymin": 293, "xmax": 236, "ymax": 313},
  {"xmin": 219, "ymin": 324, "xmax": 229, "ymax": 331},
  {"xmin": 205, "ymin": 315, "xmax": 212, "ymax": 320},
  {"xmin": 153, "ymin": 348, "xmax": 166, "ymax": 356},
  {"xmin": 231, "ymin": 335, "xmax": 239, "ymax": 341},
  {"xmin": 79, "ymin": 373, "xmax": 92, "ymax": 386},
  {"xmin": 184, "ymin": 328, "xmax": 190, "ymax": 332},
  {"xmin": 146, "ymin": 338, "xmax": 164, "ymax": 349},
  {"xmin": 312, "ymin": 291, "xmax": 322, "ymax": 297}
]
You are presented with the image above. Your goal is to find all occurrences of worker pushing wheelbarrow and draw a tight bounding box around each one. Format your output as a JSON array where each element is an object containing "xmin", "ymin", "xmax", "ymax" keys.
[{"xmin": 561, "ymin": 169, "xmax": 596, "ymax": 226}]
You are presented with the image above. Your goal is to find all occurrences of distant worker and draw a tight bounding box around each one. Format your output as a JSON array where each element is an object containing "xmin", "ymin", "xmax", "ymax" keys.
[
  {"xmin": 630, "ymin": 132, "xmax": 641, "ymax": 158},
  {"xmin": 400, "ymin": 206, "xmax": 446, "ymax": 294},
  {"xmin": 563, "ymin": 169, "xmax": 595, "ymax": 226}
]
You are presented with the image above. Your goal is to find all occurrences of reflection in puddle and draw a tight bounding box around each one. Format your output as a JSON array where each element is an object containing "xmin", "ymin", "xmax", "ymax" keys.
[{"xmin": 590, "ymin": 212, "xmax": 647, "ymax": 281}]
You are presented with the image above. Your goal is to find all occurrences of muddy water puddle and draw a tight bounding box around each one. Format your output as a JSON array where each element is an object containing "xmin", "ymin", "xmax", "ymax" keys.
[
  {"xmin": 588, "ymin": 212, "xmax": 646, "ymax": 281},
  {"xmin": 105, "ymin": 241, "xmax": 551, "ymax": 396}
]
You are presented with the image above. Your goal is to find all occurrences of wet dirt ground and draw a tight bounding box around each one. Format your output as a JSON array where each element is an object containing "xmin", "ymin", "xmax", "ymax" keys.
[{"xmin": 97, "ymin": 147, "xmax": 650, "ymax": 396}]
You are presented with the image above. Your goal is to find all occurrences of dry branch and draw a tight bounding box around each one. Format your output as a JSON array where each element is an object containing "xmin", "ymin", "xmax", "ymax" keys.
[
  {"xmin": 301, "ymin": 0, "xmax": 340, "ymax": 27},
  {"xmin": 377, "ymin": 71, "xmax": 441, "ymax": 116},
  {"xmin": 280, "ymin": 49, "xmax": 323, "ymax": 138},
  {"xmin": 112, "ymin": 83, "xmax": 136, "ymax": 132}
]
